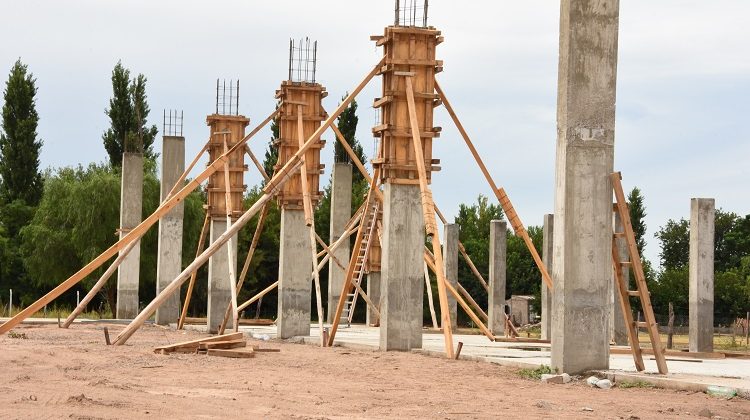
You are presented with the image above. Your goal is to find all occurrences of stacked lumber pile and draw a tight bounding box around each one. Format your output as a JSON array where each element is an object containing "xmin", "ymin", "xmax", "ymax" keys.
[{"xmin": 154, "ymin": 332, "xmax": 280, "ymax": 358}]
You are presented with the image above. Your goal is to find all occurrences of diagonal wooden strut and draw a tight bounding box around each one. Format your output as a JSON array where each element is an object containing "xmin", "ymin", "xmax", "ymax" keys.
[
  {"xmin": 611, "ymin": 172, "xmax": 668, "ymax": 374},
  {"xmin": 434, "ymin": 81, "xmax": 553, "ymax": 291},
  {"xmin": 177, "ymin": 213, "xmax": 211, "ymax": 330}
]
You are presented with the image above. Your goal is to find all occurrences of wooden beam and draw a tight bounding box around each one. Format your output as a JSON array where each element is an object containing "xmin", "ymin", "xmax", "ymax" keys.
[
  {"xmin": 206, "ymin": 348, "xmax": 255, "ymax": 358},
  {"xmin": 237, "ymin": 280, "xmax": 279, "ymax": 313},
  {"xmin": 245, "ymin": 145, "xmax": 270, "ymax": 182},
  {"xmin": 434, "ymin": 81, "xmax": 553, "ymax": 291},
  {"xmin": 154, "ymin": 332, "xmax": 243, "ymax": 353}
]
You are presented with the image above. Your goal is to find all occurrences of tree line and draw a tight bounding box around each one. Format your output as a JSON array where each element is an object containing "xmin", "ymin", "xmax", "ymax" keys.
[{"xmin": 0, "ymin": 60, "xmax": 747, "ymax": 326}]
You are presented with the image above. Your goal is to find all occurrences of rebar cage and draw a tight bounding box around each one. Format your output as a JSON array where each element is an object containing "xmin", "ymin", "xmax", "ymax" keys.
[
  {"xmin": 394, "ymin": 0, "xmax": 428, "ymax": 27},
  {"xmin": 162, "ymin": 109, "xmax": 184, "ymax": 137},
  {"xmin": 215, "ymin": 79, "xmax": 240, "ymax": 116},
  {"xmin": 288, "ymin": 37, "xmax": 318, "ymax": 83}
]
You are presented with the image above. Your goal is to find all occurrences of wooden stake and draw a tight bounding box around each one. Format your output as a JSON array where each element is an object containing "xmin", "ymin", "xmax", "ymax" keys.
[
  {"xmin": 0, "ymin": 109, "xmax": 279, "ymax": 335},
  {"xmin": 434, "ymin": 81, "xmax": 553, "ymax": 291},
  {"xmin": 405, "ymin": 76, "xmax": 454, "ymax": 358},
  {"xmin": 424, "ymin": 261, "xmax": 438, "ymax": 329},
  {"xmin": 177, "ymin": 213, "xmax": 211, "ymax": 330},
  {"xmin": 667, "ymin": 302, "xmax": 675, "ymax": 350}
]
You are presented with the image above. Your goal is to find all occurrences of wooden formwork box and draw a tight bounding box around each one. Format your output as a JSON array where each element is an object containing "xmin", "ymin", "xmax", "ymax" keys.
[
  {"xmin": 274, "ymin": 81, "xmax": 327, "ymax": 209},
  {"xmin": 206, "ymin": 115, "xmax": 250, "ymax": 219},
  {"xmin": 372, "ymin": 26, "xmax": 443, "ymax": 184}
]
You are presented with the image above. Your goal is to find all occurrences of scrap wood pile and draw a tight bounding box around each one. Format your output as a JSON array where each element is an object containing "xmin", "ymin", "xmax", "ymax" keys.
[{"xmin": 154, "ymin": 332, "xmax": 280, "ymax": 359}]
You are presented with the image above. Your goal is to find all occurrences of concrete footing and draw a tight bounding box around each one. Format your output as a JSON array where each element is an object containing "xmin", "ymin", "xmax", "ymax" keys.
[
  {"xmin": 366, "ymin": 272, "xmax": 381, "ymax": 326},
  {"xmin": 155, "ymin": 136, "xmax": 185, "ymax": 325},
  {"xmin": 277, "ymin": 209, "xmax": 312, "ymax": 339},
  {"xmin": 116, "ymin": 152, "xmax": 143, "ymax": 319},
  {"xmin": 327, "ymin": 163, "xmax": 352, "ymax": 323},
  {"xmin": 488, "ymin": 220, "xmax": 507, "ymax": 336},
  {"xmin": 541, "ymin": 214, "xmax": 553, "ymax": 340},
  {"xmin": 206, "ymin": 219, "xmax": 238, "ymax": 333},
  {"xmin": 380, "ymin": 184, "xmax": 424, "ymax": 351},
  {"xmin": 443, "ymin": 223, "xmax": 459, "ymax": 330},
  {"xmin": 689, "ymin": 198, "xmax": 715, "ymax": 353},
  {"xmin": 551, "ymin": 0, "xmax": 619, "ymax": 374}
]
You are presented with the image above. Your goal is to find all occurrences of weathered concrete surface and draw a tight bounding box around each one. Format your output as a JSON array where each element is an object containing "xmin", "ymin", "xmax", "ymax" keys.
[
  {"xmin": 366, "ymin": 272, "xmax": 381, "ymax": 326},
  {"xmin": 116, "ymin": 153, "xmax": 143, "ymax": 319},
  {"xmin": 689, "ymin": 198, "xmax": 715, "ymax": 353},
  {"xmin": 380, "ymin": 184, "xmax": 424, "ymax": 351},
  {"xmin": 541, "ymin": 214, "xmax": 553, "ymax": 340},
  {"xmin": 611, "ymin": 211, "xmax": 629, "ymax": 345},
  {"xmin": 277, "ymin": 209, "xmax": 312, "ymax": 339},
  {"xmin": 443, "ymin": 223, "xmax": 459, "ymax": 330},
  {"xmin": 207, "ymin": 219, "xmax": 238, "ymax": 333},
  {"xmin": 551, "ymin": 0, "xmax": 619, "ymax": 374},
  {"xmin": 488, "ymin": 220, "xmax": 507, "ymax": 336},
  {"xmin": 327, "ymin": 163, "xmax": 352, "ymax": 323},
  {"xmin": 155, "ymin": 136, "xmax": 185, "ymax": 325}
]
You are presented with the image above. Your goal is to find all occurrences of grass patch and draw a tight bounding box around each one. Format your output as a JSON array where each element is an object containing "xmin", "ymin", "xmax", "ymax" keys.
[
  {"xmin": 518, "ymin": 365, "xmax": 552, "ymax": 380},
  {"xmin": 7, "ymin": 331, "xmax": 28, "ymax": 339},
  {"xmin": 618, "ymin": 380, "xmax": 656, "ymax": 389}
]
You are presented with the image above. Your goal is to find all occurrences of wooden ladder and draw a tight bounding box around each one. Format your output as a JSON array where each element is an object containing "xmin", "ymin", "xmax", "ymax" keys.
[
  {"xmin": 611, "ymin": 172, "xmax": 668, "ymax": 374},
  {"xmin": 342, "ymin": 199, "xmax": 380, "ymax": 325}
]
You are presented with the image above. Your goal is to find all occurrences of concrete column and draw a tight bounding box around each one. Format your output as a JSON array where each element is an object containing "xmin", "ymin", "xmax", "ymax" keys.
[
  {"xmin": 380, "ymin": 184, "xmax": 424, "ymax": 351},
  {"xmin": 206, "ymin": 219, "xmax": 238, "ymax": 333},
  {"xmin": 277, "ymin": 208, "xmax": 312, "ymax": 338},
  {"xmin": 116, "ymin": 153, "xmax": 143, "ymax": 319},
  {"xmin": 541, "ymin": 214, "xmax": 553, "ymax": 340},
  {"xmin": 443, "ymin": 224, "xmax": 459, "ymax": 330},
  {"xmin": 488, "ymin": 220, "xmax": 507, "ymax": 336},
  {"xmin": 366, "ymin": 272, "xmax": 381, "ymax": 326},
  {"xmin": 155, "ymin": 136, "xmax": 185, "ymax": 325},
  {"xmin": 611, "ymin": 211, "xmax": 629, "ymax": 345},
  {"xmin": 689, "ymin": 198, "xmax": 715, "ymax": 353},
  {"xmin": 551, "ymin": 0, "xmax": 619, "ymax": 374},
  {"xmin": 327, "ymin": 163, "xmax": 352, "ymax": 323}
]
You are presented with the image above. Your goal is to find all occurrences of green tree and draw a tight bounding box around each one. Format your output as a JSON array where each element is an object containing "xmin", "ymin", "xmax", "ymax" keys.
[
  {"xmin": 627, "ymin": 187, "xmax": 647, "ymax": 255},
  {"xmin": 0, "ymin": 59, "xmax": 43, "ymax": 205},
  {"xmin": 101, "ymin": 61, "xmax": 158, "ymax": 166},
  {"xmin": 655, "ymin": 218, "xmax": 689, "ymax": 270},
  {"xmin": 332, "ymin": 98, "xmax": 367, "ymax": 181}
]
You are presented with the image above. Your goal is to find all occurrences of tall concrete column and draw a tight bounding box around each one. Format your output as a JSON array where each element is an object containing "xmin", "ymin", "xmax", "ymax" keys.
[
  {"xmin": 155, "ymin": 136, "xmax": 185, "ymax": 325},
  {"xmin": 116, "ymin": 152, "xmax": 143, "ymax": 319},
  {"xmin": 380, "ymin": 184, "xmax": 424, "ymax": 351},
  {"xmin": 541, "ymin": 214, "xmax": 554, "ymax": 340},
  {"xmin": 443, "ymin": 224, "xmax": 459, "ymax": 330},
  {"xmin": 551, "ymin": 0, "xmax": 619, "ymax": 374},
  {"xmin": 327, "ymin": 163, "xmax": 352, "ymax": 323},
  {"xmin": 206, "ymin": 219, "xmax": 238, "ymax": 333},
  {"xmin": 277, "ymin": 209, "xmax": 312, "ymax": 338},
  {"xmin": 366, "ymin": 272, "xmax": 381, "ymax": 326},
  {"xmin": 689, "ymin": 198, "xmax": 715, "ymax": 353},
  {"xmin": 611, "ymin": 211, "xmax": 629, "ymax": 345},
  {"xmin": 488, "ymin": 220, "xmax": 507, "ymax": 336}
]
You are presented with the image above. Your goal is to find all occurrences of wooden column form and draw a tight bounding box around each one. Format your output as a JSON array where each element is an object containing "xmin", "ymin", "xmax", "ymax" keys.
[
  {"xmin": 205, "ymin": 114, "xmax": 249, "ymax": 333},
  {"xmin": 274, "ymin": 81, "xmax": 327, "ymax": 339}
]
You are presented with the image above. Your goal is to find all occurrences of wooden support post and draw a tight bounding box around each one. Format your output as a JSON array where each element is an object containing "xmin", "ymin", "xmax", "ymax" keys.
[
  {"xmin": 297, "ymin": 105, "xmax": 325, "ymax": 346},
  {"xmin": 0, "ymin": 109, "xmax": 279, "ymax": 336},
  {"xmin": 667, "ymin": 302, "xmax": 675, "ymax": 350},
  {"xmin": 405, "ymin": 76, "xmax": 454, "ymax": 358},
  {"xmin": 177, "ymin": 213, "xmax": 211, "ymax": 330},
  {"xmin": 433, "ymin": 206, "xmax": 489, "ymax": 292},
  {"xmin": 221, "ymin": 134, "xmax": 239, "ymax": 332},
  {"xmin": 434, "ymin": 81, "xmax": 552, "ymax": 291},
  {"xmin": 424, "ymin": 261, "xmax": 438, "ymax": 329},
  {"xmin": 457, "ymin": 282, "xmax": 489, "ymax": 322},
  {"xmin": 245, "ymin": 145, "xmax": 271, "ymax": 182},
  {"xmin": 237, "ymin": 280, "xmax": 280, "ymax": 313}
]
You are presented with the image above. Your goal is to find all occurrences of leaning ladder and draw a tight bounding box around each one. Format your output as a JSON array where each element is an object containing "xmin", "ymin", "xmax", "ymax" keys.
[
  {"xmin": 611, "ymin": 172, "xmax": 668, "ymax": 374},
  {"xmin": 341, "ymin": 197, "xmax": 380, "ymax": 325}
]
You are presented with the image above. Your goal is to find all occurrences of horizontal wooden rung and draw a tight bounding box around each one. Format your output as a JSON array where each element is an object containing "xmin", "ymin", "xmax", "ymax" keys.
[
  {"xmin": 620, "ymin": 261, "xmax": 633, "ymax": 266},
  {"xmin": 627, "ymin": 290, "xmax": 641, "ymax": 297},
  {"xmin": 613, "ymin": 232, "xmax": 626, "ymax": 238}
]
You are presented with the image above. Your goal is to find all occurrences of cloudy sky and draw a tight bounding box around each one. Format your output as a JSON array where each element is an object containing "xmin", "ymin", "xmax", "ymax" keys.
[{"xmin": 1, "ymin": 1, "xmax": 748, "ymax": 266}]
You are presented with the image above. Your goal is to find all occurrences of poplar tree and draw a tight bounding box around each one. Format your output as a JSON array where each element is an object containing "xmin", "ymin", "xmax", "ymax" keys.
[{"xmin": 0, "ymin": 59, "xmax": 43, "ymax": 206}]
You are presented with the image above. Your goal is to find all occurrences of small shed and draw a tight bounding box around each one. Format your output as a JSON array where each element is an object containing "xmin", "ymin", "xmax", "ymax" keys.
[{"xmin": 506, "ymin": 295, "xmax": 535, "ymax": 326}]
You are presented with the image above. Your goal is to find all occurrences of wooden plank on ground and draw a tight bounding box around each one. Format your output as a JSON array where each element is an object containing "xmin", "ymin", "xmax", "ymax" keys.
[
  {"xmin": 493, "ymin": 337, "xmax": 550, "ymax": 344},
  {"xmin": 154, "ymin": 332, "xmax": 244, "ymax": 353},
  {"xmin": 206, "ymin": 348, "xmax": 255, "ymax": 358},
  {"xmin": 198, "ymin": 340, "xmax": 247, "ymax": 350}
]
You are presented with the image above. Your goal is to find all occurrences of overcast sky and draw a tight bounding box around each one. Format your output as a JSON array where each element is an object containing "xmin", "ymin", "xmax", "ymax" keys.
[{"xmin": 1, "ymin": 1, "xmax": 748, "ymax": 267}]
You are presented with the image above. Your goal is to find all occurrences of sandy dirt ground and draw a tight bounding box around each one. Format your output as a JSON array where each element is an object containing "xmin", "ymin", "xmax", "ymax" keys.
[{"xmin": 1, "ymin": 323, "xmax": 749, "ymax": 419}]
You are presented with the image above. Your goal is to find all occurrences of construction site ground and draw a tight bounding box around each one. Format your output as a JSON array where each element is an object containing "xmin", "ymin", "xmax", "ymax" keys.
[{"xmin": 2, "ymin": 321, "xmax": 750, "ymax": 419}]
